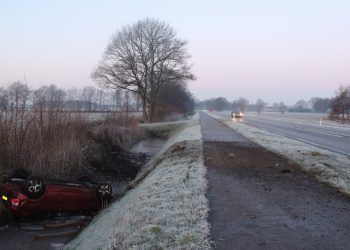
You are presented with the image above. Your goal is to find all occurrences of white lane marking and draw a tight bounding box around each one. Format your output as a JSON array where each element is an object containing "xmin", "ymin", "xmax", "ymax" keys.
[
  {"xmin": 296, "ymin": 138, "xmax": 320, "ymax": 147},
  {"xmin": 244, "ymin": 115, "xmax": 350, "ymax": 131},
  {"xmin": 295, "ymin": 139, "xmax": 350, "ymax": 156},
  {"xmin": 216, "ymin": 113, "xmax": 350, "ymax": 157},
  {"xmin": 246, "ymin": 117, "xmax": 347, "ymax": 138},
  {"xmin": 295, "ymin": 127, "xmax": 344, "ymax": 137}
]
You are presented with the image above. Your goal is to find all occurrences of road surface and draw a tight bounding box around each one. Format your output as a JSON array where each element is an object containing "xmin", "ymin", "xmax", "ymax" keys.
[
  {"xmin": 200, "ymin": 112, "xmax": 350, "ymax": 250},
  {"xmin": 217, "ymin": 111, "xmax": 350, "ymax": 157}
]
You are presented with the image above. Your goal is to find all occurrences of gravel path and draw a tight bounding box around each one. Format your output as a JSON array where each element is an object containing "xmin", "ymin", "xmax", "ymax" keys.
[{"xmin": 200, "ymin": 112, "xmax": 350, "ymax": 250}]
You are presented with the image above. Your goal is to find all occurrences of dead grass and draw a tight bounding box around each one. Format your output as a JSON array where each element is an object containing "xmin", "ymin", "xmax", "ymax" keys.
[
  {"xmin": 140, "ymin": 120, "xmax": 186, "ymax": 138},
  {"xmin": 0, "ymin": 110, "xmax": 89, "ymax": 178},
  {"xmin": 310, "ymin": 151, "xmax": 322, "ymax": 157},
  {"xmin": 0, "ymin": 108, "xmax": 145, "ymax": 179},
  {"xmin": 89, "ymin": 113, "xmax": 145, "ymax": 149}
]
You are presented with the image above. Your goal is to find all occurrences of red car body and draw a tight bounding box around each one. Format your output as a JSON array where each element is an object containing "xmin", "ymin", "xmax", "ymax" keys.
[{"xmin": 0, "ymin": 178, "xmax": 109, "ymax": 219}]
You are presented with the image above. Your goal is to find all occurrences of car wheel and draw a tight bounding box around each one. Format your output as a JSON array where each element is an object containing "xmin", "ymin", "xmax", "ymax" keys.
[
  {"xmin": 96, "ymin": 183, "xmax": 112, "ymax": 199},
  {"xmin": 22, "ymin": 176, "xmax": 46, "ymax": 199}
]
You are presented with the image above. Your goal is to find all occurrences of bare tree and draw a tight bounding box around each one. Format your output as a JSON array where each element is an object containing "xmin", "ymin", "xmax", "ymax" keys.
[
  {"xmin": 82, "ymin": 86, "xmax": 97, "ymax": 111},
  {"xmin": 66, "ymin": 87, "xmax": 80, "ymax": 111},
  {"xmin": 278, "ymin": 102, "xmax": 288, "ymax": 114},
  {"xmin": 331, "ymin": 85, "xmax": 350, "ymax": 120},
  {"xmin": 96, "ymin": 89, "xmax": 105, "ymax": 111},
  {"xmin": 313, "ymin": 98, "xmax": 331, "ymax": 113},
  {"xmin": 0, "ymin": 87, "xmax": 8, "ymax": 111},
  {"xmin": 132, "ymin": 91, "xmax": 141, "ymax": 112},
  {"xmin": 256, "ymin": 98, "xmax": 266, "ymax": 113},
  {"xmin": 8, "ymin": 82, "xmax": 30, "ymax": 112},
  {"xmin": 157, "ymin": 81, "xmax": 195, "ymax": 119},
  {"xmin": 92, "ymin": 18, "xmax": 195, "ymax": 122},
  {"xmin": 33, "ymin": 85, "xmax": 66, "ymax": 112},
  {"xmin": 111, "ymin": 88, "xmax": 122, "ymax": 111},
  {"xmin": 234, "ymin": 97, "xmax": 249, "ymax": 112}
]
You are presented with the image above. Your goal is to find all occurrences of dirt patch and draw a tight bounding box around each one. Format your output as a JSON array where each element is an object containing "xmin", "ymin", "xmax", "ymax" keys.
[
  {"xmin": 204, "ymin": 141, "xmax": 350, "ymax": 250},
  {"xmin": 204, "ymin": 142, "xmax": 298, "ymax": 175}
]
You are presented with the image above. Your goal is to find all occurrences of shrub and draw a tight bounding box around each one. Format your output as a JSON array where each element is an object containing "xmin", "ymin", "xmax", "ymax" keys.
[{"xmin": 0, "ymin": 110, "xmax": 89, "ymax": 178}]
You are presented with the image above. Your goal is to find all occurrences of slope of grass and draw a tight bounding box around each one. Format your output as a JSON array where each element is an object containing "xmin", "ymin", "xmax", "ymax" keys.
[{"xmin": 65, "ymin": 113, "xmax": 211, "ymax": 249}]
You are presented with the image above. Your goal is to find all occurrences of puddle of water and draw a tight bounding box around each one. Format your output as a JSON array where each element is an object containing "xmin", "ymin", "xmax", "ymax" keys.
[{"xmin": 130, "ymin": 138, "xmax": 167, "ymax": 155}]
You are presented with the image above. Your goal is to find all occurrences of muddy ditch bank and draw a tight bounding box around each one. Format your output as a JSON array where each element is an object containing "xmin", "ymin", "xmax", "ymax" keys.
[
  {"xmin": 64, "ymin": 114, "xmax": 211, "ymax": 250},
  {"xmin": 204, "ymin": 141, "xmax": 350, "ymax": 250},
  {"xmin": 0, "ymin": 136, "xmax": 168, "ymax": 250}
]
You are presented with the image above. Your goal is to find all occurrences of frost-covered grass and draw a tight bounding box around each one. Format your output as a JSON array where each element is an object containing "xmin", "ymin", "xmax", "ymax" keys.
[
  {"xmin": 139, "ymin": 120, "xmax": 186, "ymax": 138},
  {"xmin": 65, "ymin": 113, "xmax": 211, "ymax": 250},
  {"xmin": 133, "ymin": 117, "xmax": 201, "ymax": 186},
  {"xmin": 207, "ymin": 112, "xmax": 350, "ymax": 196}
]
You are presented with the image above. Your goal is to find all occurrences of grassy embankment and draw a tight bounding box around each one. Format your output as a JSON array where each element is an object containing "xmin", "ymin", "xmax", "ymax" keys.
[{"xmin": 66, "ymin": 113, "xmax": 211, "ymax": 250}]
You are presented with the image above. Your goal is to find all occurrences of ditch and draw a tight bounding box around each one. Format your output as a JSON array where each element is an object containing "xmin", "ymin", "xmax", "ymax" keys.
[{"xmin": 0, "ymin": 136, "xmax": 167, "ymax": 250}]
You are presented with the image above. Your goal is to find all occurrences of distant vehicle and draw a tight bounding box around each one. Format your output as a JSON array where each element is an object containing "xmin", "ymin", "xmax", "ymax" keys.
[
  {"xmin": 0, "ymin": 169, "xmax": 112, "ymax": 219},
  {"xmin": 231, "ymin": 111, "xmax": 244, "ymax": 119}
]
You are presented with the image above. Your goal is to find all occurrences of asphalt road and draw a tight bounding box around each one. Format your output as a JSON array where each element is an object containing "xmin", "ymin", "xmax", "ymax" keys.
[
  {"xmin": 200, "ymin": 112, "xmax": 350, "ymax": 250},
  {"xmin": 218, "ymin": 111, "xmax": 350, "ymax": 157}
]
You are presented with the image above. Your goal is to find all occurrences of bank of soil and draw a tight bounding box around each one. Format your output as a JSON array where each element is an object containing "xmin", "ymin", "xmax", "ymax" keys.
[
  {"xmin": 0, "ymin": 136, "xmax": 166, "ymax": 250},
  {"xmin": 200, "ymin": 112, "xmax": 350, "ymax": 250}
]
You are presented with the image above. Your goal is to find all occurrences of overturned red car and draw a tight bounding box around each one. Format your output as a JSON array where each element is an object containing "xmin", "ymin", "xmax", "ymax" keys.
[{"xmin": 0, "ymin": 169, "xmax": 112, "ymax": 219}]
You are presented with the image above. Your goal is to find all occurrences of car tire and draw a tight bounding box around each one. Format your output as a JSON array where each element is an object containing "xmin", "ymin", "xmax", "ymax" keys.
[
  {"xmin": 22, "ymin": 176, "xmax": 46, "ymax": 199},
  {"xmin": 96, "ymin": 183, "xmax": 112, "ymax": 199}
]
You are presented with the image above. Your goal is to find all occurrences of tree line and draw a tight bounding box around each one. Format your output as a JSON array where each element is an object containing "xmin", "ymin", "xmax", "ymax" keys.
[
  {"xmin": 0, "ymin": 82, "xmax": 140, "ymax": 112},
  {"xmin": 196, "ymin": 97, "xmax": 287, "ymax": 113},
  {"xmin": 0, "ymin": 80, "xmax": 194, "ymax": 121},
  {"xmin": 197, "ymin": 84, "xmax": 350, "ymax": 120}
]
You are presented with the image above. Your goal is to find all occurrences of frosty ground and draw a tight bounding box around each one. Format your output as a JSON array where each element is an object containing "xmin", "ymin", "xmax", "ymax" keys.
[
  {"xmin": 65, "ymin": 111, "xmax": 350, "ymax": 249},
  {"xmin": 65, "ymin": 114, "xmax": 211, "ymax": 249}
]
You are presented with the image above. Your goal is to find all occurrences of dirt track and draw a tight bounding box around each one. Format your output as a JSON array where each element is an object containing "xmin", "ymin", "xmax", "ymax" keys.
[{"xmin": 200, "ymin": 112, "xmax": 350, "ymax": 250}]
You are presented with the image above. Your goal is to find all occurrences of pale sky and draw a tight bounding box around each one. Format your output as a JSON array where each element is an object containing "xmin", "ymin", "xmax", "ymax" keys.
[{"xmin": 1, "ymin": 0, "xmax": 349, "ymax": 105}]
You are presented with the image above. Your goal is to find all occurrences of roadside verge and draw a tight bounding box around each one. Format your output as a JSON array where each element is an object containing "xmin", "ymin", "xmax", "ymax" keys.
[{"xmin": 65, "ymin": 113, "xmax": 211, "ymax": 250}]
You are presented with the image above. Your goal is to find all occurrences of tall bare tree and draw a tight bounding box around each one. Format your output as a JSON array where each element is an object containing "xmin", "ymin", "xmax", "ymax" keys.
[
  {"xmin": 82, "ymin": 86, "xmax": 97, "ymax": 111},
  {"xmin": 331, "ymin": 85, "xmax": 350, "ymax": 120},
  {"xmin": 112, "ymin": 89, "xmax": 122, "ymax": 111},
  {"xmin": 278, "ymin": 102, "xmax": 288, "ymax": 114},
  {"xmin": 234, "ymin": 97, "xmax": 249, "ymax": 112},
  {"xmin": 92, "ymin": 18, "xmax": 195, "ymax": 122},
  {"xmin": 256, "ymin": 98, "xmax": 266, "ymax": 113}
]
